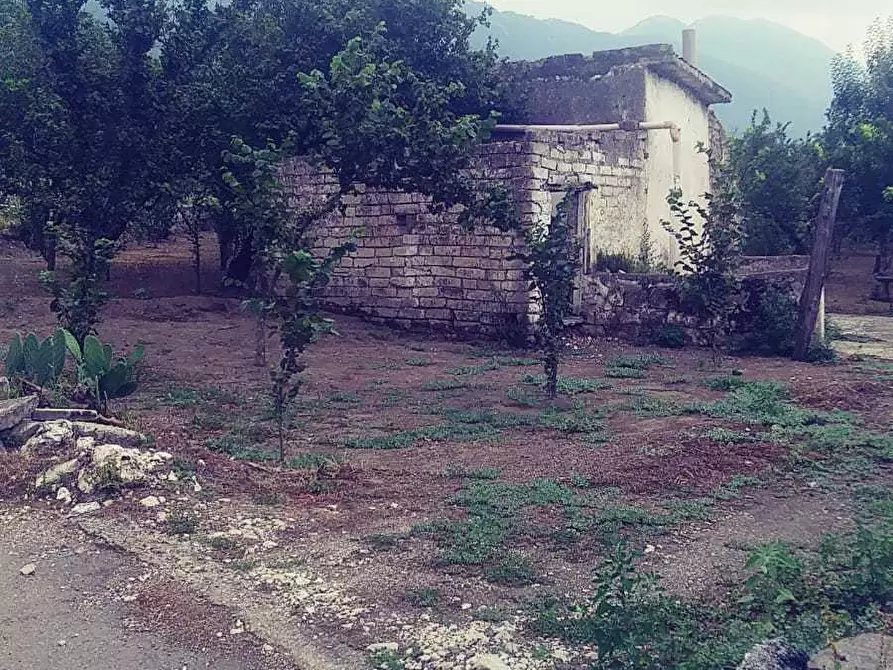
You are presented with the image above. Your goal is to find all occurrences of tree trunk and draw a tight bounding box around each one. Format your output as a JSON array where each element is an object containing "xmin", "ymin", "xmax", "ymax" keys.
[{"xmin": 793, "ymin": 168, "xmax": 844, "ymax": 361}]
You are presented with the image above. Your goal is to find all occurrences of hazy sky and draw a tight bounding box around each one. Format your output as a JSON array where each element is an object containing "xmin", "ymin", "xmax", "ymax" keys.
[{"xmin": 486, "ymin": 0, "xmax": 889, "ymax": 52}]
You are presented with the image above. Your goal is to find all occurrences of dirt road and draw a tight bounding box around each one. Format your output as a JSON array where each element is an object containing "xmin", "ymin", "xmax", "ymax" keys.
[{"xmin": 0, "ymin": 505, "xmax": 293, "ymax": 670}]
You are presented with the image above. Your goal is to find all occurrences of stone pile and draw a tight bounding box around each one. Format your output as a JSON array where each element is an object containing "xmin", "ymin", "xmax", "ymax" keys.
[{"xmin": 0, "ymin": 395, "xmax": 173, "ymax": 508}]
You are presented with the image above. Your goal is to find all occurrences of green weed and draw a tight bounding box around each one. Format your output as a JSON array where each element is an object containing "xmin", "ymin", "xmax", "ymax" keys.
[
  {"xmin": 421, "ymin": 378, "xmax": 469, "ymax": 392},
  {"xmin": 404, "ymin": 587, "xmax": 440, "ymax": 607},
  {"xmin": 521, "ymin": 374, "xmax": 611, "ymax": 394},
  {"xmin": 405, "ymin": 358, "xmax": 432, "ymax": 367},
  {"xmin": 485, "ymin": 552, "xmax": 536, "ymax": 586}
]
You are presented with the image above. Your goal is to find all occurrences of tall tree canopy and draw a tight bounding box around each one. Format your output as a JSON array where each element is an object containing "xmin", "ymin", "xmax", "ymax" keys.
[
  {"xmin": 825, "ymin": 18, "xmax": 893, "ymax": 271},
  {"xmin": 0, "ymin": 0, "xmax": 513, "ymax": 335},
  {"xmin": 727, "ymin": 110, "xmax": 824, "ymax": 256}
]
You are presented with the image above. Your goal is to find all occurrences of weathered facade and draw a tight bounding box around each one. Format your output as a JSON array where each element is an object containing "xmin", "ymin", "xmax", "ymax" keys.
[{"xmin": 282, "ymin": 42, "xmax": 736, "ymax": 337}]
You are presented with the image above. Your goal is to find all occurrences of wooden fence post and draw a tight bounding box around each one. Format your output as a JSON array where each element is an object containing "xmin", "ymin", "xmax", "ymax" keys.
[{"xmin": 793, "ymin": 168, "xmax": 845, "ymax": 361}]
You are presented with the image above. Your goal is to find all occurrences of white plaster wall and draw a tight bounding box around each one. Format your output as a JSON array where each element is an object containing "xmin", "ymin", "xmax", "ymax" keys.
[{"xmin": 643, "ymin": 71, "xmax": 713, "ymax": 266}]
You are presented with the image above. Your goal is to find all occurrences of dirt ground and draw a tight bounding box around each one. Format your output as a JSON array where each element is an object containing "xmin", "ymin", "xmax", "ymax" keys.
[{"xmin": 1, "ymin": 235, "xmax": 892, "ymax": 670}]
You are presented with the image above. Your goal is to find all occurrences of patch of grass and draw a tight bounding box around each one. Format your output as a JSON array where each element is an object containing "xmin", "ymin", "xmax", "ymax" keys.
[
  {"xmin": 170, "ymin": 457, "xmax": 197, "ymax": 478},
  {"xmin": 344, "ymin": 422, "xmax": 501, "ymax": 449},
  {"xmin": 377, "ymin": 390, "xmax": 409, "ymax": 408},
  {"xmin": 288, "ymin": 452, "xmax": 345, "ymax": 472},
  {"xmin": 605, "ymin": 366, "xmax": 647, "ymax": 379},
  {"xmin": 421, "ymin": 378, "xmax": 469, "ymax": 392},
  {"xmin": 441, "ymin": 464, "xmax": 500, "ymax": 480},
  {"xmin": 494, "ymin": 356, "xmax": 540, "ymax": 367},
  {"xmin": 538, "ymin": 408, "xmax": 605, "ymax": 434},
  {"xmin": 485, "ymin": 551, "xmax": 536, "ymax": 586},
  {"xmin": 691, "ymin": 381, "xmax": 851, "ymax": 428},
  {"xmin": 252, "ymin": 491, "xmax": 284, "ymax": 505},
  {"xmin": 571, "ymin": 473, "xmax": 590, "ymax": 488},
  {"xmin": 505, "ymin": 385, "xmax": 540, "ymax": 407},
  {"xmin": 158, "ymin": 386, "xmax": 201, "ymax": 407},
  {"xmin": 521, "ymin": 374, "xmax": 611, "ymax": 394},
  {"xmin": 475, "ymin": 606, "xmax": 509, "ymax": 622},
  {"xmin": 165, "ymin": 508, "xmax": 198, "ymax": 535},
  {"xmin": 405, "ymin": 358, "xmax": 432, "ymax": 367},
  {"xmin": 446, "ymin": 359, "xmax": 502, "ymax": 376},
  {"xmin": 404, "ymin": 587, "xmax": 440, "ymax": 607},
  {"xmin": 205, "ymin": 428, "xmax": 277, "ymax": 462},
  {"xmin": 701, "ymin": 375, "xmax": 748, "ymax": 391},
  {"xmin": 704, "ymin": 427, "xmax": 767, "ymax": 444},
  {"xmin": 365, "ymin": 532, "xmax": 406, "ymax": 551},
  {"xmin": 207, "ymin": 535, "xmax": 240, "ymax": 553},
  {"xmin": 190, "ymin": 413, "xmax": 228, "ymax": 431},
  {"xmin": 607, "ymin": 354, "xmax": 671, "ymax": 370},
  {"xmin": 712, "ymin": 474, "xmax": 763, "ymax": 501},
  {"xmin": 326, "ymin": 391, "xmax": 362, "ymax": 405},
  {"xmin": 618, "ymin": 395, "xmax": 683, "ymax": 418},
  {"xmin": 366, "ymin": 649, "xmax": 404, "ymax": 670}
]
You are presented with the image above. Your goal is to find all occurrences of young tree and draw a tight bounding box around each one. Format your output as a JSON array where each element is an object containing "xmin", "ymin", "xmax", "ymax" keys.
[{"xmin": 516, "ymin": 192, "xmax": 580, "ymax": 399}]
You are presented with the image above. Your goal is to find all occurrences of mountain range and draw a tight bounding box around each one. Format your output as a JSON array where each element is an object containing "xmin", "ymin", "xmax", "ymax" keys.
[{"xmin": 467, "ymin": 2, "xmax": 838, "ymax": 135}]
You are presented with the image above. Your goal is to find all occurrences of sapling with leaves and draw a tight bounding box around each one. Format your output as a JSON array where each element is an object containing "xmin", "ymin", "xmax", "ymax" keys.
[
  {"xmin": 662, "ymin": 181, "xmax": 743, "ymax": 360},
  {"xmin": 516, "ymin": 191, "xmax": 581, "ymax": 399},
  {"xmin": 221, "ymin": 137, "xmax": 354, "ymax": 462},
  {"xmin": 39, "ymin": 230, "xmax": 117, "ymax": 346}
]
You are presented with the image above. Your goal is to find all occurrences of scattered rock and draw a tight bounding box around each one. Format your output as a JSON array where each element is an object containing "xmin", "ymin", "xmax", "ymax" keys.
[
  {"xmin": 19, "ymin": 563, "xmax": 36, "ymax": 576},
  {"xmin": 4, "ymin": 420, "xmax": 42, "ymax": 445},
  {"xmin": 469, "ymin": 653, "xmax": 511, "ymax": 670},
  {"xmin": 810, "ymin": 634, "xmax": 893, "ymax": 670},
  {"xmin": 20, "ymin": 420, "xmax": 75, "ymax": 458},
  {"xmin": 35, "ymin": 458, "xmax": 80, "ymax": 489},
  {"xmin": 70, "ymin": 501, "xmax": 101, "ymax": 516},
  {"xmin": 367, "ymin": 642, "xmax": 399, "ymax": 653},
  {"xmin": 71, "ymin": 422, "xmax": 148, "ymax": 448},
  {"xmin": 738, "ymin": 639, "xmax": 809, "ymax": 670},
  {"xmin": 56, "ymin": 487, "xmax": 72, "ymax": 504},
  {"xmin": 0, "ymin": 395, "xmax": 39, "ymax": 432},
  {"xmin": 77, "ymin": 443, "xmax": 171, "ymax": 494},
  {"xmin": 139, "ymin": 495, "xmax": 161, "ymax": 508}
]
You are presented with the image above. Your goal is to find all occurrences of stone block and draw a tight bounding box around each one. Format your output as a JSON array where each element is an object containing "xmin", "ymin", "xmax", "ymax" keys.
[{"xmin": 0, "ymin": 395, "xmax": 38, "ymax": 432}]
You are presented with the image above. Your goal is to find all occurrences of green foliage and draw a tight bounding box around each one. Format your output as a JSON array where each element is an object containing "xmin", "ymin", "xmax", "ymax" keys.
[
  {"xmin": 728, "ymin": 110, "xmax": 824, "ymax": 255},
  {"xmin": 826, "ymin": 21, "xmax": 893, "ymax": 268},
  {"xmin": 532, "ymin": 544, "xmax": 694, "ymax": 670},
  {"xmin": 63, "ymin": 332, "xmax": 144, "ymax": 413},
  {"xmin": 3, "ymin": 329, "xmax": 67, "ymax": 391},
  {"xmin": 421, "ymin": 378, "xmax": 470, "ymax": 392},
  {"xmin": 485, "ymin": 551, "xmax": 536, "ymax": 586},
  {"xmin": 652, "ymin": 325, "xmax": 686, "ymax": 349},
  {"xmin": 366, "ymin": 648, "xmax": 405, "ymax": 670},
  {"xmin": 39, "ymin": 236, "xmax": 116, "ymax": 345},
  {"xmin": 532, "ymin": 500, "xmax": 893, "ymax": 669},
  {"xmin": 404, "ymin": 587, "xmax": 440, "ymax": 608},
  {"xmin": 662, "ymin": 186, "xmax": 742, "ymax": 355},
  {"xmin": 521, "ymin": 374, "xmax": 610, "ymax": 394},
  {"xmin": 733, "ymin": 280, "xmax": 798, "ymax": 356},
  {"xmin": 517, "ymin": 190, "xmax": 581, "ymax": 399}
]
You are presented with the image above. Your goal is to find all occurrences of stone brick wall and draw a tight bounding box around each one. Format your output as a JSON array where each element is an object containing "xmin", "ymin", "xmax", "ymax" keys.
[
  {"xmin": 577, "ymin": 256, "xmax": 810, "ymax": 343},
  {"xmin": 281, "ymin": 128, "xmax": 647, "ymax": 336}
]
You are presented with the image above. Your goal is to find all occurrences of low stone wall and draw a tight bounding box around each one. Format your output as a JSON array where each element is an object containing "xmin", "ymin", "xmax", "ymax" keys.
[{"xmin": 577, "ymin": 256, "xmax": 810, "ymax": 343}]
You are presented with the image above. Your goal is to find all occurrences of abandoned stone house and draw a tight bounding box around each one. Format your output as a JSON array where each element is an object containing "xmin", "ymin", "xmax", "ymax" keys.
[{"xmin": 282, "ymin": 36, "xmax": 775, "ymax": 339}]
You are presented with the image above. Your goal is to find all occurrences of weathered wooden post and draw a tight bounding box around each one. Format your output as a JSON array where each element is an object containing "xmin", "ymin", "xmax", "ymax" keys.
[{"xmin": 793, "ymin": 168, "xmax": 844, "ymax": 361}]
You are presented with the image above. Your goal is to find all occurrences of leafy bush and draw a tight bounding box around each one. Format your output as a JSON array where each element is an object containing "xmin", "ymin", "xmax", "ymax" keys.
[
  {"xmin": 63, "ymin": 332, "xmax": 144, "ymax": 413},
  {"xmin": 3, "ymin": 329, "xmax": 67, "ymax": 392},
  {"xmin": 733, "ymin": 280, "xmax": 798, "ymax": 356},
  {"xmin": 652, "ymin": 325, "xmax": 686, "ymax": 348}
]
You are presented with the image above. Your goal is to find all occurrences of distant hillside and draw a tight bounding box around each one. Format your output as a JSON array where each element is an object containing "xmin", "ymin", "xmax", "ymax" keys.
[{"xmin": 467, "ymin": 3, "xmax": 837, "ymax": 135}]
